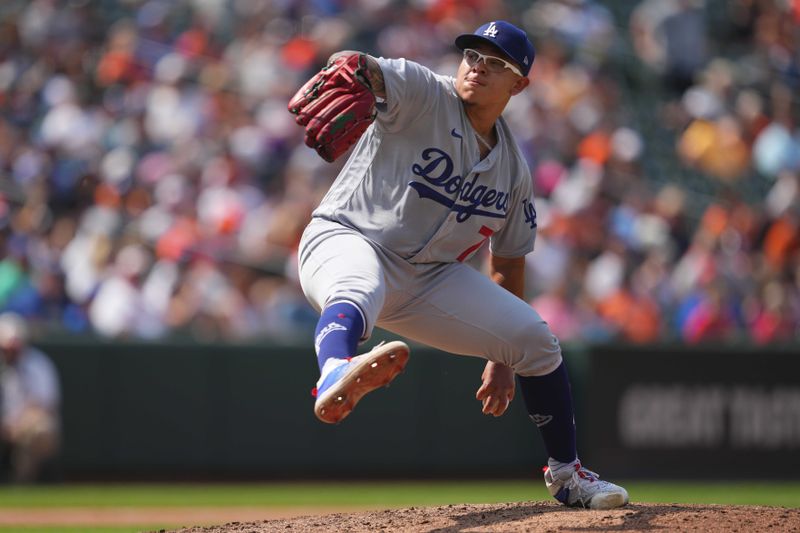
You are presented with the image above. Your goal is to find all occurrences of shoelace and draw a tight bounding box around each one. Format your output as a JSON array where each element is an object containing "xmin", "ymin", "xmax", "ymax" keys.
[{"xmin": 575, "ymin": 467, "xmax": 599, "ymax": 483}]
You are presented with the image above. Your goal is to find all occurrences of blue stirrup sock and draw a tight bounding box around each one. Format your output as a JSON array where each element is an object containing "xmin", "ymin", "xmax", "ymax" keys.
[
  {"xmin": 314, "ymin": 301, "xmax": 365, "ymax": 372},
  {"xmin": 517, "ymin": 361, "xmax": 578, "ymax": 464}
]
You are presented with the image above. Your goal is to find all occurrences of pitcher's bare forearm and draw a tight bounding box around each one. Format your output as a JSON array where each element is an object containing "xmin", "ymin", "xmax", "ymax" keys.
[{"xmin": 328, "ymin": 51, "xmax": 386, "ymax": 99}]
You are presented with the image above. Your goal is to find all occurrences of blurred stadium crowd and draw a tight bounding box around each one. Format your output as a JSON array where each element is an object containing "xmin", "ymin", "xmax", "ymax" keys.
[{"xmin": 0, "ymin": 0, "xmax": 797, "ymax": 345}]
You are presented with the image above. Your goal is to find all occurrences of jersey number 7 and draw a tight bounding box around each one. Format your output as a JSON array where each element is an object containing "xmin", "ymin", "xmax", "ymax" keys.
[{"xmin": 457, "ymin": 225, "xmax": 494, "ymax": 262}]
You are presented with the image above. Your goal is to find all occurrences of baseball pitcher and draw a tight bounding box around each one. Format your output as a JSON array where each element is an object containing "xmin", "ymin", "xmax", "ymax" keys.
[{"xmin": 288, "ymin": 20, "xmax": 628, "ymax": 510}]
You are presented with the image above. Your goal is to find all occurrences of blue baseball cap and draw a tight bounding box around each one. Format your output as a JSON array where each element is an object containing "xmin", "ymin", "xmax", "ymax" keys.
[{"xmin": 455, "ymin": 21, "xmax": 536, "ymax": 76}]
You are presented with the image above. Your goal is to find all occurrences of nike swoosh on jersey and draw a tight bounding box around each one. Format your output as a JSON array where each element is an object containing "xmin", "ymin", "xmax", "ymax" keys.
[{"xmin": 451, "ymin": 128, "xmax": 462, "ymax": 139}]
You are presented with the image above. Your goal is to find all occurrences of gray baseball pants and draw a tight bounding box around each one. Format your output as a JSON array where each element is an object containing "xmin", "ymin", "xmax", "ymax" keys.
[{"xmin": 298, "ymin": 218, "xmax": 562, "ymax": 377}]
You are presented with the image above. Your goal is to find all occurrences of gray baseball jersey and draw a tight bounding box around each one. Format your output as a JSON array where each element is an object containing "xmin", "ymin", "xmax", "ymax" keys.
[{"xmin": 312, "ymin": 57, "xmax": 538, "ymax": 263}]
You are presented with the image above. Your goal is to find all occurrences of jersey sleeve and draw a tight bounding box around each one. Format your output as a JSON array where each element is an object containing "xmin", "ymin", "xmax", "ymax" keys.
[
  {"xmin": 374, "ymin": 57, "xmax": 446, "ymax": 133},
  {"xmin": 489, "ymin": 168, "xmax": 537, "ymax": 258}
]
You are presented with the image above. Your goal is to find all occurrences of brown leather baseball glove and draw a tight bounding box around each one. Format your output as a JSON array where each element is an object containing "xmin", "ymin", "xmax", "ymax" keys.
[{"xmin": 288, "ymin": 53, "xmax": 377, "ymax": 163}]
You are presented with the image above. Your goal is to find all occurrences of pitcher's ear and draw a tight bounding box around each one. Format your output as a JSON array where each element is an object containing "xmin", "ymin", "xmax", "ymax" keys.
[{"xmin": 510, "ymin": 76, "xmax": 530, "ymax": 96}]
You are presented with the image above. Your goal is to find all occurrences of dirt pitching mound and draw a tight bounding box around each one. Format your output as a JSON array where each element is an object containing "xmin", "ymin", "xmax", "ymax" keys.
[{"xmin": 171, "ymin": 501, "xmax": 800, "ymax": 532}]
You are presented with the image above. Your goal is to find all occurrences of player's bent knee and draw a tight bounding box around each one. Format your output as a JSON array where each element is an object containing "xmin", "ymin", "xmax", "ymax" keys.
[{"xmin": 509, "ymin": 320, "xmax": 563, "ymax": 377}]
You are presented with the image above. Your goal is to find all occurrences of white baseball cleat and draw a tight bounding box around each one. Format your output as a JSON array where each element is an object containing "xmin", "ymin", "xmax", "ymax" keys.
[
  {"xmin": 544, "ymin": 461, "xmax": 629, "ymax": 510},
  {"xmin": 313, "ymin": 341, "xmax": 410, "ymax": 424}
]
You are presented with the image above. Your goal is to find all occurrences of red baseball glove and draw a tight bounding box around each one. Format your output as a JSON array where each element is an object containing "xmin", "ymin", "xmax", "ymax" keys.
[{"xmin": 288, "ymin": 53, "xmax": 377, "ymax": 163}]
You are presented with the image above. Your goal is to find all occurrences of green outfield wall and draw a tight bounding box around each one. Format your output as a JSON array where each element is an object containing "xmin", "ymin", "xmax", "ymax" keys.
[
  {"xmin": 38, "ymin": 335, "xmax": 569, "ymax": 480},
  {"xmin": 33, "ymin": 337, "xmax": 800, "ymax": 480}
]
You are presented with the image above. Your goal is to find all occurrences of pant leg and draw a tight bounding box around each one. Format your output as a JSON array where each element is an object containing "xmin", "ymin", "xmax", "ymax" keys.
[
  {"xmin": 298, "ymin": 219, "xmax": 387, "ymax": 339},
  {"xmin": 378, "ymin": 262, "xmax": 562, "ymax": 377},
  {"xmin": 10, "ymin": 408, "xmax": 59, "ymax": 483}
]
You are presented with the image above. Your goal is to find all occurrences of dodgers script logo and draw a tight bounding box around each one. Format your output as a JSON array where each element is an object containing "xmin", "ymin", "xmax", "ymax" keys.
[{"xmin": 409, "ymin": 147, "xmax": 509, "ymax": 223}]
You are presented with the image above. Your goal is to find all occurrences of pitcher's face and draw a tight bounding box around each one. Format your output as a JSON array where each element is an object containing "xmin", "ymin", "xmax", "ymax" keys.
[{"xmin": 455, "ymin": 44, "xmax": 529, "ymax": 106}]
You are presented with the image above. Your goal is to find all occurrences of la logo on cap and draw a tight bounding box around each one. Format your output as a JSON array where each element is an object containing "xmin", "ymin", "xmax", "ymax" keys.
[{"xmin": 483, "ymin": 22, "xmax": 498, "ymax": 38}]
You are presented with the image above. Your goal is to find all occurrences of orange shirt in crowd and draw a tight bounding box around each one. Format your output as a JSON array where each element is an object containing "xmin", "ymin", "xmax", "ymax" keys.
[{"xmin": 596, "ymin": 289, "xmax": 660, "ymax": 343}]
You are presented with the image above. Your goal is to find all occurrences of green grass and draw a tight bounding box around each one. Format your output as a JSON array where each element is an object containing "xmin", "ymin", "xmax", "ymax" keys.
[
  {"xmin": 0, "ymin": 524, "xmax": 150, "ymax": 533},
  {"xmin": 626, "ymin": 482, "xmax": 800, "ymax": 508},
  {"xmin": 0, "ymin": 481, "xmax": 798, "ymax": 508},
  {"xmin": 0, "ymin": 481, "xmax": 542, "ymax": 508}
]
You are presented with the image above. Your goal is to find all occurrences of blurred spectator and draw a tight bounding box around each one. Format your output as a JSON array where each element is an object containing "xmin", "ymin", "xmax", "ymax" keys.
[
  {"xmin": 677, "ymin": 113, "xmax": 750, "ymax": 181},
  {"xmin": 747, "ymin": 278, "xmax": 797, "ymax": 345},
  {"xmin": 679, "ymin": 281, "xmax": 738, "ymax": 343},
  {"xmin": 596, "ymin": 282, "xmax": 661, "ymax": 344},
  {"xmin": 0, "ymin": 312, "xmax": 60, "ymax": 483},
  {"xmin": 630, "ymin": 0, "xmax": 708, "ymax": 92},
  {"xmin": 525, "ymin": 0, "xmax": 615, "ymax": 69}
]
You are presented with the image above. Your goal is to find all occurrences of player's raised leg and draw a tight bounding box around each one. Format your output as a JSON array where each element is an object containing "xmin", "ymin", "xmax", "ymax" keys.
[
  {"xmin": 299, "ymin": 221, "xmax": 409, "ymax": 424},
  {"xmin": 378, "ymin": 261, "xmax": 627, "ymax": 509}
]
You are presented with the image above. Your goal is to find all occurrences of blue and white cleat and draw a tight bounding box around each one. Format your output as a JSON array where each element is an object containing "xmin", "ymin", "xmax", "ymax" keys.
[
  {"xmin": 544, "ymin": 461, "xmax": 629, "ymax": 510},
  {"xmin": 313, "ymin": 341, "xmax": 410, "ymax": 424}
]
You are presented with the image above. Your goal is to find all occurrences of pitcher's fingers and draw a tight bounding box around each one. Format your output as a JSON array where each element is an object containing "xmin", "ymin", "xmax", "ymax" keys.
[
  {"xmin": 476, "ymin": 384, "xmax": 490, "ymax": 401},
  {"xmin": 482, "ymin": 395, "xmax": 500, "ymax": 415},
  {"xmin": 494, "ymin": 398, "xmax": 510, "ymax": 416}
]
